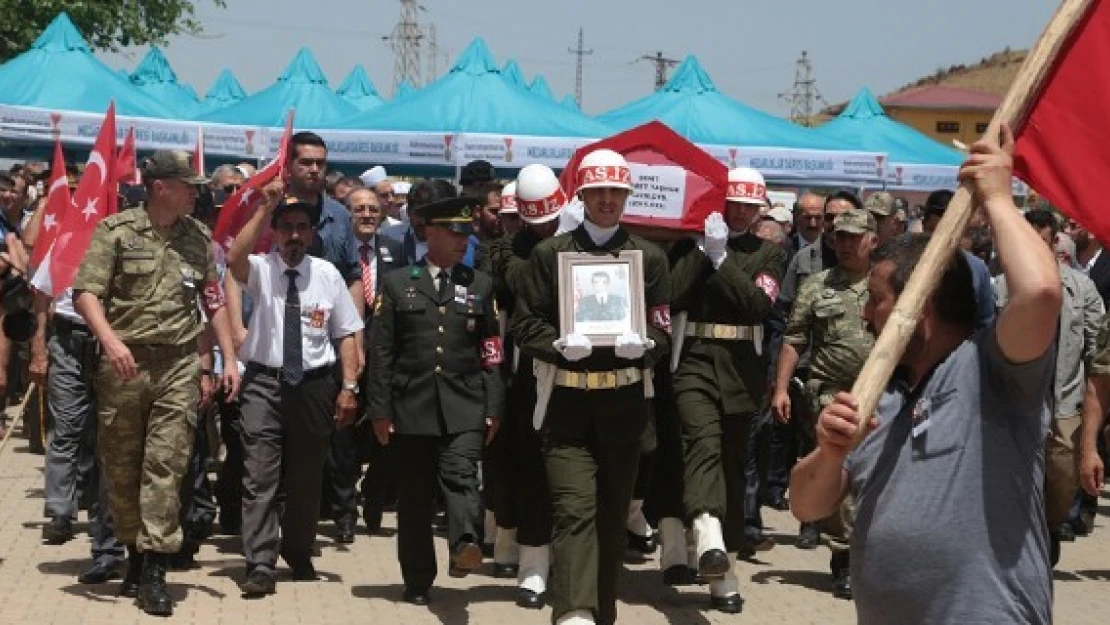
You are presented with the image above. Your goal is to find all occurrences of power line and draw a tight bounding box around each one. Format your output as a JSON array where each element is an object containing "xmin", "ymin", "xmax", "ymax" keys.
[
  {"xmin": 384, "ymin": 0, "xmax": 424, "ymax": 92},
  {"xmin": 778, "ymin": 50, "xmax": 827, "ymax": 126},
  {"xmin": 568, "ymin": 28, "xmax": 592, "ymax": 109},
  {"xmin": 635, "ymin": 51, "xmax": 680, "ymax": 90}
]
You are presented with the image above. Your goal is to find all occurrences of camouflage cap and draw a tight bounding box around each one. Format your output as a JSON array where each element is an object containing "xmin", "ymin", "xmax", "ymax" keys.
[
  {"xmin": 833, "ymin": 208, "xmax": 877, "ymax": 234},
  {"xmin": 863, "ymin": 192, "xmax": 895, "ymax": 217},
  {"xmin": 142, "ymin": 150, "xmax": 208, "ymax": 184}
]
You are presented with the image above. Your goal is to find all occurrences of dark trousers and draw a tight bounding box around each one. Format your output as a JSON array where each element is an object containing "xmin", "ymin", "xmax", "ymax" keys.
[
  {"xmin": 743, "ymin": 411, "xmax": 773, "ymax": 540},
  {"xmin": 544, "ymin": 385, "xmax": 646, "ymax": 625},
  {"xmin": 215, "ymin": 395, "xmax": 245, "ymax": 531},
  {"xmin": 678, "ymin": 390, "xmax": 752, "ymax": 535},
  {"xmin": 240, "ymin": 370, "xmax": 337, "ymax": 571},
  {"xmin": 393, "ymin": 431, "xmax": 483, "ymax": 590},
  {"xmin": 644, "ymin": 379, "xmax": 685, "ymax": 524},
  {"xmin": 321, "ymin": 424, "xmax": 361, "ymax": 522},
  {"xmin": 180, "ymin": 409, "xmax": 217, "ymax": 546},
  {"xmin": 361, "ymin": 435, "xmax": 397, "ymax": 516},
  {"xmin": 485, "ymin": 406, "xmax": 518, "ymax": 531},
  {"xmin": 44, "ymin": 328, "xmax": 123, "ymax": 564}
]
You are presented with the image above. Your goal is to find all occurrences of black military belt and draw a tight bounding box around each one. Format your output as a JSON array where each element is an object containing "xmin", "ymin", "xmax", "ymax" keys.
[
  {"xmin": 246, "ymin": 362, "xmax": 333, "ymax": 384},
  {"xmin": 685, "ymin": 322, "xmax": 760, "ymax": 341},
  {"xmin": 554, "ymin": 367, "xmax": 642, "ymax": 391},
  {"xmin": 54, "ymin": 315, "xmax": 90, "ymax": 335}
]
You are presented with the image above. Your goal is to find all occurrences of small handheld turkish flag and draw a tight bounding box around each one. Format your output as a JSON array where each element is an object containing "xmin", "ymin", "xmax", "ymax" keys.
[
  {"xmin": 30, "ymin": 137, "xmax": 73, "ymax": 270},
  {"xmin": 213, "ymin": 110, "xmax": 295, "ymax": 255},
  {"xmin": 49, "ymin": 102, "xmax": 117, "ymax": 296},
  {"xmin": 116, "ymin": 127, "xmax": 138, "ymax": 185}
]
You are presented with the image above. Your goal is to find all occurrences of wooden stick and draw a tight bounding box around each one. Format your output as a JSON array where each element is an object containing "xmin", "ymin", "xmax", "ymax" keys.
[{"xmin": 850, "ymin": 0, "xmax": 1098, "ymax": 446}]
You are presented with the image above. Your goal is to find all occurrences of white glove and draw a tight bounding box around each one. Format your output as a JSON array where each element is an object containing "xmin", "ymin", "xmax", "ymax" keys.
[
  {"xmin": 704, "ymin": 212, "xmax": 729, "ymax": 269},
  {"xmin": 615, "ymin": 332, "xmax": 655, "ymax": 360},
  {"xmin": 554, "ymin": 332, "xmax": 593, "ymax": 362}
]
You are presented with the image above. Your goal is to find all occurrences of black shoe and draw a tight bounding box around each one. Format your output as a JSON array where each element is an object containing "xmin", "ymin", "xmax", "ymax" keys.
[
  {"xmin": 697, "ymin": 549, "xmax": 731, "ymax": 579},
  {"xmin": 78, "ymin": 560, "xmax": 120, "ymax": 584},
  {"xmin": 480, "ymin": 542, "xmax": 495, "ymax": 559},
  {"xmin": 493, "ymin": 563, "xmax": 519, "ymax": 579},
  {"xmin": 738, "ymin": 533, "xmax": 775, "ymax": 560},
  {"xmin": 363, "ymin": 502, "xmax": 383, "ymax": 534},
  {"xmin": 796, "ymin": 523, "xmax": 820, "ymax": 550},
  {"xmin": 449, "ymin": 541, "xmax": 483, "ymax": 578},
  {"xmin": 1057, "ymin": 522, "xmax": 1077, "ymax": 542},
  {"xmin": 335, "ymin": 516, "xmax": 356, "ymax": 544},
  {"xmin": 136, "ymin": 553, "xmax": 174, "ymax": 617},
  {"xmin": 662, "ymin": 565, "xmax": 698, "ymax": 586},
  {"xmin": 765, "ymin": 494, "xmax": 790, "ymax": 511},
  {"xmin": 219, "ymin": 515, "xmax": 241, "ymax": 536},
  {"xmin": 515, "ymin": 587, "xmax": 545, "ymax": 609},
  {"xmin": 832, "ymin": 567, "xmax": 853, "ymax": 600},
  {"xmin": 42, "ymin": 517, "xmax": 74, "ymax": 544},
  {"xmin": 711, "ymin": 593, "xmax": 744, "ymax": 614},
  {"xmin": 240, "ymin": 569, "xmax": 277, "ymax": 597},
  {"xmin": 119, "ymin": 548, "xmax": 143, "ymax": 598},
  {"xmin": 626, "ymin": 529, "xmax": 658, "ymax": 555},
  {"xmin": 287, "ymin": 558, "xmax": 317, "ymax": 581},
  {"xmin": 403, "ymin": 586, "xmax": 430, "ymax": 606},
  {"xmin": 169, "ymin": 540, "xmax": 200, "ymax": 571}
]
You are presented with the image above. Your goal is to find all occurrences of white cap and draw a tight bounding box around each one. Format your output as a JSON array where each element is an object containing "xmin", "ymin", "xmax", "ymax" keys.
[
  {"xmin": 575, "ymin": 149, "xmax": 633, "ymax": 192},
  {"xmin": 500, "ymin": 181, "xmax": 519, "ymax": 214},
  {"xmin": 726, "ymin": 167, "xmax": 767, "ymax": 205},
  {"xmin": 392, "ymin": 180, "xmax": 411, "ymax": 195},
  {"xmin": 767, "ymin": 205, "xmax": 792, "ymax": 224},
  {"xmin": 516, "ymin": 165, "xmax": 567, "ymax": 224},
  {"xmin": 360, "ymin": 165, "xmax": 387, "ymax": 187}
]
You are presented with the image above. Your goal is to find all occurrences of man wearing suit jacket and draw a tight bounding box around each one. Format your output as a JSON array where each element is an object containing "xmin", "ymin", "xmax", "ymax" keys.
[
  {"xmin": 382, "ymin": 180, "xmax": 481, "ymax": 268},
  {"xmin": 575, "ymin": 272, "xmax": 628, "ymax": 322},
  {"xmin": 367, "ymin": 189, "xmax": 504, "ymax": 606}
]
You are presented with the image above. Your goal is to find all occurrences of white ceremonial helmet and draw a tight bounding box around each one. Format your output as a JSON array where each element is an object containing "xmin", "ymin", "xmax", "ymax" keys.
[
  {"xmin": 500, "ymin": 181, "xmax": 519, "ymax": 214},
  {"xmin": 726, "ymin": 166, "xmax": 767, "ymax": 205},
  {"xmin": 516, "ymin": 164, "xmax": 568, "ymax": 224},
  {"xmin": 575, "ymin": 148, "xmax": 634, "ymax": 192}
]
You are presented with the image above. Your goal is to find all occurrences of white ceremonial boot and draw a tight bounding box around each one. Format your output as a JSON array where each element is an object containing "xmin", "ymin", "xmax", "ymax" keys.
[
  {"xmin": 555, "ymin": 609, "xmax": 595, "ymax": 624},
  {"xmin": 659, "ymin": 517, "xmax": 697, "ymax": 586},
  {"xmin": 708, "ymin": 555, "xmax": 744, "ymax": 614},
  {"xmin": 692, "ymin": 512, "xmax": 730, "ymax": 579},
  {"xmin": 493, "ymin": 527, "xmax": 519, "ymax": 578}
]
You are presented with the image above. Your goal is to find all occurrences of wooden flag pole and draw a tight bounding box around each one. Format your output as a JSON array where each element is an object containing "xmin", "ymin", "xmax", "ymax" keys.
[{"xmin": 850, "ymin": 0, "xmax": 1099, "ymax": 446}]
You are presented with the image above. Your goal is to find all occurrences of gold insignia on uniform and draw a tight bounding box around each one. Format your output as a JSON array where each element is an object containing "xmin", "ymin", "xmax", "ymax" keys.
[
  {"xmin": 373, "ymin": 293, "xmax": 383, "ymax": 316},
  {"xmin": 460, "ymin": 207, "xmax": 471, "ymax": 219},
  {"xmin": 493, "ymin": 298, "xmax": 499, "ymax": 316}
]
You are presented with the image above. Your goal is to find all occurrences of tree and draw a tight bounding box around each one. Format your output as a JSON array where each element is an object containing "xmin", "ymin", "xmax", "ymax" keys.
[{"xmin": 0, "ymin": 1, "xmax": 226, "ymax": 62}]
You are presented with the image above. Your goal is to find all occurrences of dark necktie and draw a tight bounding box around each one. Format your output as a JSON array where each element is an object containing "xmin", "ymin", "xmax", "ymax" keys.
[
  {"xmin": 437, "ymin": 268, "xmax": 450, "ymax": 301},
  {"xmin": 283, "ymin": 268, "xmax": 303, "ymax": 385}
]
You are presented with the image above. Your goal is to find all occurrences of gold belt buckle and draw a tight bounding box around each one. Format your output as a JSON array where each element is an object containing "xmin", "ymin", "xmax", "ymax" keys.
[
  {"xmin": 564, "ymin": 371, "xmax": 580, "ymax": 388},
  {"xmin": 712, "ymin": 324, "xmax": 738, "ymax": 340},
  {"xmin": 586, "ymin": 371, "xmax": 616, "ymax": 390}
]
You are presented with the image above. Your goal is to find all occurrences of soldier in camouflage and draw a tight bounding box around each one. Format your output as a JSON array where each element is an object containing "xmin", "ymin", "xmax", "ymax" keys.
[
  {"xmin": 771, "ymin": 208, "xmax": 877, "ymax": 601},
  {"xmin": 73, "ymin": 150, "xmax": 241, "ymax": 616}
]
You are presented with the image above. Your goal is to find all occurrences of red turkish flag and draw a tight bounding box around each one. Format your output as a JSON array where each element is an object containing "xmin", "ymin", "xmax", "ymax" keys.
[
  {"xmin": 30, "ymin": 138, "xmax": 73, "ymax": 270},
  {"xmin": 116, "ymin": 127, "xmax": 138, "ymax": 184},
  {"xmin": 193, "ymin": 129, "xmax": 205, "ymax": 177},
  {"xmin": 49, "ymin": 103, "xmax": 117, "ymax": 296},
  {"xmin": 213, "ymin": 111, "xmax": 295, "ymax": 254},
  {"xmin": 1013, "ymin": 0, "xmax": 1110, "ymax": 245}
]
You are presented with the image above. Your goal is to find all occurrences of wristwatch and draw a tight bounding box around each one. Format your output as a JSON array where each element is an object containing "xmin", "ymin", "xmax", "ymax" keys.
[{"xmin": 341, "ymin": 381, "xmax": 360, "ymax": 395}]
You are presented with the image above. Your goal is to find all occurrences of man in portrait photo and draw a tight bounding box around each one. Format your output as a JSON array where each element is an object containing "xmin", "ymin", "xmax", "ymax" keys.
[{"xmin": 575, "ymin": 270, "xmax": 628, "ymax": 322}]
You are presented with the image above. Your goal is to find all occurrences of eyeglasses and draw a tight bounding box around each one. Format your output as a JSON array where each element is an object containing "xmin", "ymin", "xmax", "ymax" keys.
[
  {"xmin": 275, "ymin": 222, "xmax": 313, "ymax": 234},
  {"xmin": 351, "ymin": 204, "xmax": 381, "ymax": 214},
  {"xmin": 801, "ymin": 213, "xmax": 823, "ymax": 222},
  {"xmin": 223, "ymin": 184, "xmax": 241, "ymax": 194}
]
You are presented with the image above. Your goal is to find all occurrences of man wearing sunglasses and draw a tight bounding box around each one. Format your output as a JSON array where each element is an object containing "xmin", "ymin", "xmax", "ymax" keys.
[{"xmin": 210, "ymin": 164, "xmax": 245, "ymax": 197}]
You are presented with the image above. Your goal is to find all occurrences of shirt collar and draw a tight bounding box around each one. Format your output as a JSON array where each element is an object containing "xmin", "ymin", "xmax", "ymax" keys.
[
  {"xmin": 583, "ymin": 219, "xmax": 619, "ymax": 246},
  {"xmin": 275, "ymin": 252, "xmax": 311, "ymax": 275},
  {"xmin": 1084, "ymin": 247, "xmax": 1102, "ymax": 273}
]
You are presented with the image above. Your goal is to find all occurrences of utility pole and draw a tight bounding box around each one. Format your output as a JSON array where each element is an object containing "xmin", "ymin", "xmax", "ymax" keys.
[
  {"xmin": 637, "ymin": 51, "xmax": 680, "ymax": 90},
  {"xmin": 567, "ymin": 28, "xmax": 592, "ymax": 109},
  {"xmin": 383, "ymin": 0, "xmax": 423, "ymax": 92},
  {"xmin": 426, "ymin": 22, "xmax": 439, "ymax": 83},
  {"xmin": 778, "ymin": 50, "xmax": 827, "ymax": 127}
]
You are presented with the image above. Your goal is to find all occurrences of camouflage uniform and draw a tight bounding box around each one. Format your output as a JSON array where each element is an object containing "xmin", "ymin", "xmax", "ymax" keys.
[
  {"xmin": 783, "ymin": 210, "xmax": 875, "ymax": 559},
  {"xmin": 73, "ymin": 207, "xmax": 215, "ymax": 554}
]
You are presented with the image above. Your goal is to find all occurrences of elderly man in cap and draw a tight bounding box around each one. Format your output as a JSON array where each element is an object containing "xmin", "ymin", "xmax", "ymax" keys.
[
  {"xmin": 73, "ymin": 150, "xmax": 241, "ymax": 616},
  {"xmin": 367, "ymin": 186, "xmax": 504, "ymax": 606},
  {"xmin": 228, "ymin": 188, "xmax": 363, "ymax": 597},
  {"xmin": 771, "ymin": 207, "xmax": 878, "ymax": 600}
]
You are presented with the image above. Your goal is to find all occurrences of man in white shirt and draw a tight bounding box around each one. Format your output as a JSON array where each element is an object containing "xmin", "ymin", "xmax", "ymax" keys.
[{"xmin": 228, "ymin": 188, "xmax": 363, "ymax": 597}]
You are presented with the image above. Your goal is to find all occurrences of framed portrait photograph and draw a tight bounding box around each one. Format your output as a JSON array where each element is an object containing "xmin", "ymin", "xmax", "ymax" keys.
[{"xmin": 557, "ymin": 250, "xmax": 646, "ymax": 347}]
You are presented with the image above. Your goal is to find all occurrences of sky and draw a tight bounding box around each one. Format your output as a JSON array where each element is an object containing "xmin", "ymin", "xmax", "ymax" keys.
[{"xmin": 99, "ymin": 0, "xmax": 1057, "ymax": 117}]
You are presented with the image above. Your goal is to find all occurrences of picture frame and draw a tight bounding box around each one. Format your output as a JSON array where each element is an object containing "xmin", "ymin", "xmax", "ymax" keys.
[{"xmin": 557, "ymin": 250, "xmax": 646, "ymax": 347}]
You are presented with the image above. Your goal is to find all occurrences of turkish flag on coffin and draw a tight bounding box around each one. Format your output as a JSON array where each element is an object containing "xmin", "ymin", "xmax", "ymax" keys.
[
  {"xmin": 30, "ymin": 137, "xmax": 72, "ymax": 270},
  {"xmin": 1013, "ymin": 0, "xmax": 1110, "ymax": 245},
  {"xmin": 559, "ymin": 121, "xmax": 728, "ymax": 232},
  {"xmin": 49, "ymin": 102, "xmax": 117, "ymax": 296}
]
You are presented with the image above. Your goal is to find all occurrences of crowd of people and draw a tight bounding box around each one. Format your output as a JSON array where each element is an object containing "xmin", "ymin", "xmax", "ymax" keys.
[{"xmin": 4, "ymin": 124, "xmax": 1099, "ymax": 625}]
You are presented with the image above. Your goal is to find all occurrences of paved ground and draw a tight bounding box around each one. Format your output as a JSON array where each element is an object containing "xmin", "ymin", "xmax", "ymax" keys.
[{"xmin": 1, "ymin": 418, "xmax": 1109, "ymax": 625}]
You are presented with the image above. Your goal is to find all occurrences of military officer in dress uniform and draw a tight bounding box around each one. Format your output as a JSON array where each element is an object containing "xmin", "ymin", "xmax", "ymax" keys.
[
  {"xmin": 73, "ymin": 150, "xmax": 241, "ymax": 616},
  {"xmin": 669, "ymin": 167, "xmax": 785, "ymax": 613},
  {"xmin": 367, "ymin": 187, "xmax": 505, "ymax": 607},
  {"xmin": 512, "ymin": 149, "xmax": 671, "ymax": 625},
  {"xmin": 771, "ymin": 208, "xmax": 877, "ymax": 600}
]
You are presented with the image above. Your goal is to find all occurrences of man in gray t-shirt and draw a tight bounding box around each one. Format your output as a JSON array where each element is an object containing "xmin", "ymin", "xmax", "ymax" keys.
[{"xmin": 788, "ymin": 127, "xmax": 1059, "ymax": 625}]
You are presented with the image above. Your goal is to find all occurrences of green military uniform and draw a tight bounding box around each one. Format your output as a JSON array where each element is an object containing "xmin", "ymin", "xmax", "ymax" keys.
[
  {"xmin": 73, "ymin": 207, "xmax": 215, "ymax": 555},
  {"xmin": 782, "ymin": 210, "xmax": 875, "ymax": 560},
  {"xmin": 512, "ymin": 225, "xmax": 671, "ymax": 625},
  {"xmin": 671, "ymin": 233, "xmax": 785, "ymax": 535},
  {"xmin": 367, "ymin": 200, "xmax": 505, "ymax": 594}
]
